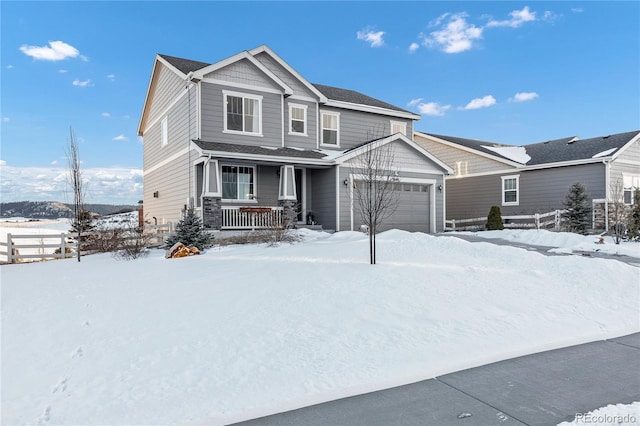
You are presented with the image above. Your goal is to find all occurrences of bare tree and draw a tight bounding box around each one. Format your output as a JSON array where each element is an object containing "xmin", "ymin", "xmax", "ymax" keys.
[
  {"xmin": 67, "ymin": 127, "xmax": 85, "ymax": 262},
  {"xmin": 350, "ymin": 138, "xmax": 399, "ymax": 264},
  {"xmin": 609, "ymin": 178, "xmax": 627, "ymax": 244}
]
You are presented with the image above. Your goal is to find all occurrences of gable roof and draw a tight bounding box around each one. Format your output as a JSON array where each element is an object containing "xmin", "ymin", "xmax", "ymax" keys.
[
  {"xmin": 313, "ymin": 84, "xmax": 417, "ymax": 116},
  {"xmin": 158, "ymin": 54, "xmax": 210, "ymax": 75},
  {"xmin": 421, "ymin": 130, "xmax": 640, "ymax": 167}
]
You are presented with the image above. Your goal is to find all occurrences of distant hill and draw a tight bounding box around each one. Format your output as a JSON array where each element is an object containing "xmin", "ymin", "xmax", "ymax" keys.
[{"xmin": 0, "ymin": 201, "xmax": 138, "ymax": 219}]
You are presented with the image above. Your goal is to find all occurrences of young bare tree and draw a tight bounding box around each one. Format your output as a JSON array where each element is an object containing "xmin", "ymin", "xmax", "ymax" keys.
[
  {"xmin": 67, "ymin": 127, "xmax": 85, "ymax": 262},
  {"xmin": 609, "ymin": 178, "xmax": 627, "ymax": 244},
  {"xmin": 350, "ymin": 138, "xmax": 399, "ymax": 264}
]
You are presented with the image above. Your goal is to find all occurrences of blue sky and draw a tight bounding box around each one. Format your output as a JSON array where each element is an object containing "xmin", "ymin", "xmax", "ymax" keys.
[{"xmin": 1, "ymin": 1, "xmax": 638, "ymax": 205}]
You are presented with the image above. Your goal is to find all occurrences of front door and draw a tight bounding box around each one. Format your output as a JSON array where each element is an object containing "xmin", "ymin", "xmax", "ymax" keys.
[{"xmin": 295, "ymin": 168, "xmax": 303, "ymax": 222}]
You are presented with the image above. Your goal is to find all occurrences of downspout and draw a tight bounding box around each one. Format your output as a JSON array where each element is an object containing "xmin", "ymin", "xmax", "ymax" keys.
[{"xmin": 281, "ymin": 95, "xmax": 285, "ymax": 147}]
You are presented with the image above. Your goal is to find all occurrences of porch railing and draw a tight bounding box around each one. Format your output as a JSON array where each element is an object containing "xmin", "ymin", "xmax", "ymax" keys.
[{"xmin": 221, "ymin": 206, "xmax": 283, "ymax": 230}]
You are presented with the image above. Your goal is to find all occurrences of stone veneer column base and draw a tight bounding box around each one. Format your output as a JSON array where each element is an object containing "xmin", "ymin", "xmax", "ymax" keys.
[
  {"xmin": 202, "ymin": 197, "xmax": 222, "ymax": 230},
  {"xmin": 279, "ymin": 199, "xmax": 298, "ymax": 228}
]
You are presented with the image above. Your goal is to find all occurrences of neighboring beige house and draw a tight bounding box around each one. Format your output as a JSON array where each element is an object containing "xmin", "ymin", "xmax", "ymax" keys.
[
  {"xmin": 138, "ymin": 45, "xmax": 451, "ymax": 233},
  {"xmin": 414, "ymin": 130, "xmax": 640, "ymax": 230}
]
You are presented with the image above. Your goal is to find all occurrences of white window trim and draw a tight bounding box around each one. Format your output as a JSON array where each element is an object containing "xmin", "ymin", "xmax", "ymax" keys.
[
  {"xmin": 288, "ymin": 103, "xmax": 308, "ymax": 136},
  {"xmin": 161, "ymin": 116, "xmax": 168, "ymax": 147},
  {"xmin": 222, "ymin": 90, "xmax": 263, "ymax": 137},
  {"xmin": 623, "ymin": 174, "xmax": 640, "ymax": 205},
  {"xmin": 221, "ymin": 163, "xmax": 258, "ymax": 203},
  {"xmin": 320, "ymin": 111, "xmax": 340, "ymax": 147},
  {"xmin": 501, "ymin": 175, "xmax": 520, "ymax": 206},
  {"xmin": 390, "ymin": 120, "xmax": 407, "ymax": 136}
]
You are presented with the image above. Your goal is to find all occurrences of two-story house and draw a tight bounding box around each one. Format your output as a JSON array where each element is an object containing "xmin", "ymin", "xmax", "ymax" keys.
[{"xmin": 138, "ymin": 45, "xmax": 451, "ymax": 233}]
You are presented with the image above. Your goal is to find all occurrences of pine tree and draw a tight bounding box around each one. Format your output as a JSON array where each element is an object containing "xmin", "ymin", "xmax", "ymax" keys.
[
  {"xmin": 562, "ymin": 182, "xmax": 591, "ymax": 235},
  {"xmin": 164, "ymin": 209, "xmax": 214, "ymax": 250},
  {"xmin": 627, "ymin": 189, "xmax": 640, "ymax": 241},
  {"xmin": 485, "ymin": 205, "xmax": 505, "ymax": 230}
]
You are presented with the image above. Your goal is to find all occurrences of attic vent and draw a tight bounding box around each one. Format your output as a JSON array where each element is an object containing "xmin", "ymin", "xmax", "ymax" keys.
[
  {"xmin": 603, "ymin": 135, "xmax": 610, "ymax": 139},
  {"xmin": 567, "ymin": 140, "xmax": 578, "ymax": 145}
]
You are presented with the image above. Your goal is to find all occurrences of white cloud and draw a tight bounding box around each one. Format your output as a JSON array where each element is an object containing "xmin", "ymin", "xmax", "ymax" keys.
[
  {"xmin": 72, "ymin": 79, "xmax": 92, "ymax": 87},
  {"xmin": 0, "ymin": 160, "xmax": 6, "ymax": 166},
  {"xmin": 58, "ymin": 69, "xmax": 68, "ymax": 73},
  {"xmin": 571, "ymin": 7, "xmax": 583, "ymax": 13},
  {"xmin": 2, "ymin": 117, "xmax": 10, "ymax": 123},
  {"xmin": 6, "ymin": 65, "xmax": 14, "ymax": 69},
  {"xmin": 462, "ymin": 95, "xmax": 496, "ymax": 110},
  {"xmin": 408, "ymin": 42, "xmax": 419, "ymax": 53},
  {"xmin": 356, "ymin": 29, "xmax": 385, "ymax": 47},
  {"xmin": 0, "ymin": 165, "xmax": 143, "ymax": 204},
  {"xmin": 510, "ymin": 92, "xmax": 539, "ymax": 102},
  {"xmin": 417, "ymin": 102, "xmax": 452, "ymax": 116},
  {"xmin": 421, "ymin": 12, "xmax": 483, "ymax": 53},
  {"xmin": 102, "ymin": 112, "xmax": 111, "ymax": 118},
  {"xmin": 107, "ymin": 74, "xmax": 115, "ymax": 81},
  {"xmin": 112, "ymin": 134, "xmax": 128, "ymax": 141},
  {"xmin": 486, "ymin": 6, "xmax": 536, "ymax": 28},
  {"xmin": 51, "ymin": 160, "xmax": 58, "ymax": 166},
  {"xmin": 19, "ymin": 40, "xmax": 80, "ymax": 61},
  {"xmin": 407, "ymin": 98, "xmax": 423, "ymax": 107}
]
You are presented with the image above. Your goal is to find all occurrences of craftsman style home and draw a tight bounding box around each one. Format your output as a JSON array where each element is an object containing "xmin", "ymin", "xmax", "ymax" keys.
[
  {"xmin": 138, "ymin": 46, "xmax": 451, "ymax": 233},
  {"xmin": 414, "ymin": 130, "xmax": 640, "ymax": 230}
]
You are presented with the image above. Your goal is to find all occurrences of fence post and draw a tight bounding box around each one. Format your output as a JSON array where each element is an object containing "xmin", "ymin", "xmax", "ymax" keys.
[
  {"xmin": 7, "ymin": 233, "xmax": 12, "ymax": 264},
  {"xmin": 555, "ymin": 210, "xmax": 560, "ymax": 231},
  {"xmin": 61, "ymin": 234, "xmax": 66, "ymax": 259},
  {"xmin": 452, "ymin": 219, "xmax": 456, "ymax": 232},
  {"xmin": 535, "ymin": 213, "xmax": 540, "ymax": 230}
]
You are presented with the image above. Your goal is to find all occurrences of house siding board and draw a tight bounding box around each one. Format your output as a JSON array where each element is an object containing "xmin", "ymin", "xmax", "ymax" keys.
[
  {"xmin": 146, "ymin": 64, "xmax": 186, "ymax": 133},
  {"xmin": 204, "ymin": 58, "xmax": 280, "ymax": 91},
  {"xmin": 284, "ymin": 99, "xmax": 318, "ymax": 150},
  {"xmin": 253, "ymin": 52, "xmax": 317, "ymax": 98},
  {"xmin": 611, "ymin": 161, "xmax": 640, "ymax": 186},
  {"xmin": 390, "ymin": 140, "xmax": 442, "ymax": 171},
  {"xmin": 143, "ymin": 151, "xmax": 191, "ymax": 226},
  {"xmin": 618, "ymin": 139, "xmax": 640, "ymax": 160},
  {"xmin": 200, "ymin": 82, "xmax": 283, "ymax": 147},
  {"xmin": 446, "ymin": 163, "xmax": 606, "ymax": 220},
  {"xmin": 414, "ymin": 133, "xmax": 513, "ymax": 175},
  {"xmin": 322, "ymin": 106, "xmax": 410, "ymax": 150},
  {"xmin": 310, "ymin": 168, "xmax": 336, "ymax": 230}
]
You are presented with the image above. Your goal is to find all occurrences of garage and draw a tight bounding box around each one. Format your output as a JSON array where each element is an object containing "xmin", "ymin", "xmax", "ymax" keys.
[{"xmin": 353, "ymin": 181, "xmax": 432, "ymax": 233}]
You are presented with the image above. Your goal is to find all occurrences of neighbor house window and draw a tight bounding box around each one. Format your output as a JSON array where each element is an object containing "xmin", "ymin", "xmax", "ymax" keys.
[
  {"xmin": 222, "ymin": 165, "xmax": 256, "ymax": 201},
  {"xmin": 161, "ymin": 116, "xmax": 168, "ymax": 146},
  {"xmin": 502, "ymin": 175, "xmax": 520, "ymax": 206},
  {"xmin": 223, "ymin": 91, "xmax": 262, "ymax": 135},
  {"xmin": 321, "ymin": 111, "xmax": 339, "ymax": 146},
  {"xmin": 455, "ymin": 161, "xmax": 468, "ymax": 177},
  {"xmin": 289, "ymin": 104, "xmax": 307, "ymax": 135},
  {"xmin": 623, "ymin": 175, "xmax": 640, "ymax": 205},
  {"xmin": 390, "ymin": 120, "xmax": 407, "ymax": 136}
]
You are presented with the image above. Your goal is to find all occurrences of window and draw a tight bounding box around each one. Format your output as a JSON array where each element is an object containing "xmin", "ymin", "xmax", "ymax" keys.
[
  {"xmin": 321, "ymin": 111, "xmax": 339, "ymax": 146},
  {"xmin": 161, "ymin": 116, "xmax": 168, "ymax": 146},
  {"xmin": 223, "ymin": 91, "xmax": 262, "ymax": 135},
  {"xmin": 289, "ymin": 104, "xmax": 307, "ymax": 135},
  {"xmin": 390, "ymin": 121, "xmax": 407, "ymax": 136},
  {"xmin": 501, "ymin": 175, "xmax": 520, "ymax": 206},
  {"xmin": 623, "ymin": 175, "xmax": 640, "ymax": 205},
  {"xmin": 455, "ymin": 161, "xmax": 468, "ymax": 177},
  {"xmin": 222, "ymin": 165, "xmax": 256, "ymax": 201}
]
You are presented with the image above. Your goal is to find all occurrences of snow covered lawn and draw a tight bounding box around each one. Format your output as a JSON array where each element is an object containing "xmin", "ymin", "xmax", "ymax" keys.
[{"xmin": 2, "ymin": 230, "xmax": 639, "ymax": 425}]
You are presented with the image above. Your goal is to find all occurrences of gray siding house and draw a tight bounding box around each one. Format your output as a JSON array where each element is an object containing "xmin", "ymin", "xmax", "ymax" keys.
[
  {"xmin": 414, "ymin": 130, "xmax": 640, "ymax": 230},
  {"xmin": 138, "ymin": 46, "xmax": 451, "ymax": 233}
]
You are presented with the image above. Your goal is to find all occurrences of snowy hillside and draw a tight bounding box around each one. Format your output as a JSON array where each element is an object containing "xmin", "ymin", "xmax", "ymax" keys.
[{"xmin": 2, "ymin": 230, "xmax": 639, "ymax": 425}]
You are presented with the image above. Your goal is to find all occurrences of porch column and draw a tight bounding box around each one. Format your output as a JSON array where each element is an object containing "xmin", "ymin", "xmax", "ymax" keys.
[
  {"xmin": 202, "ymin": 197, "xmax": 221, "ymax": 230},
  {"xmin": 278, "ymin": 165, "xmax": 297, "ymax": 227}
]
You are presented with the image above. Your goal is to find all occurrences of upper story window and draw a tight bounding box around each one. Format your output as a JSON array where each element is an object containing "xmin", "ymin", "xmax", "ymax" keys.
[
  {"xmin": 321, "ymin": 111, "xmax": 340, "ymax": 146},
  {"xmin": 223, "ymin": 90, "xmax": 262, "ymax": 136},
  {"xmin": 222, "ymin": 165, "xmax": 256, "ymax": 201},
  {"xmin": 623, "ymin": 175, "xmax": 640, "ymax": 205},
  {"xmin": 501, "ymin": 175, "xmax": 520, "ymax": 206},
  {"xmin": 390, "ymin": 120, "xmax": 407, "ymax": 136},
  {"xmin": 161, "ymin": 116, "xmax": 168, "ymax": 147},
  {"xmin": 455, "ymin": 161, "xmax": 468, "ymax": 177},
  {"xmin": 289, "ymin": 104, "xmax": 307, "ymax": 136}
]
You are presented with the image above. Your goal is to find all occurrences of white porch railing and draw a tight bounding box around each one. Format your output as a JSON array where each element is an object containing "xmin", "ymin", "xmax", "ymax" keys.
[{"xmin": 221, "ymin": 206, "xmax": 283, "ymax": 230}]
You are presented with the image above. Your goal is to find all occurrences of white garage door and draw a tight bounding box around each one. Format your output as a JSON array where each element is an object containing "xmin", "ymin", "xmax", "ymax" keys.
[{"xmin": 354, "ymin": 182, "xmax": 431, "ymax": 233}]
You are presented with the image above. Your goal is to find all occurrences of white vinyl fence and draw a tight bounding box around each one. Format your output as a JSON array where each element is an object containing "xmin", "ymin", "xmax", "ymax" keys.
[{"xmin": 445, "ymin": 210, "xmax": 565, "ymax": 232}]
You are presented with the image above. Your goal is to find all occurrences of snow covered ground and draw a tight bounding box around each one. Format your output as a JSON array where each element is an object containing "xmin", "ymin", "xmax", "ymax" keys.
[
  {"xmin": 455, "ymin": 229, "xmax": 640, "ymax": 259},
  {"xmin": 0, "ymin": 218, "xmax": 72, "ymax": 262},
  {"xmin": 2, "ymin": 229, "xmax": 639, "ymax": 425}
]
